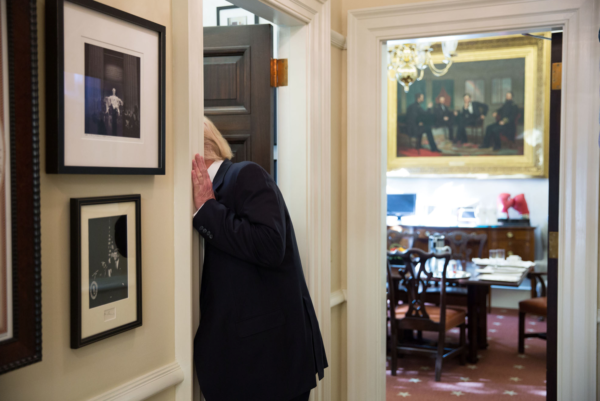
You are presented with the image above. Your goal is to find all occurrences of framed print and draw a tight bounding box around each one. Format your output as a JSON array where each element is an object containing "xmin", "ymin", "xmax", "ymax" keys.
[
  {"xmin": 70, "ymin": 195, "xmax": 141, "ymax": 348},
  {"xmin": 46, "ymin": 0, "xmax": 166, "ymax": 175},
  {"xmin": 216, "ymin": 5, "xmax": 260, "ymax": 26},
  {"xmin": 387, "ymin": 34, "xmax": 551, "ymax": 177},
  {"xmin": 0, "ymin": 0, "xmax": 42, "ymax": 375}
]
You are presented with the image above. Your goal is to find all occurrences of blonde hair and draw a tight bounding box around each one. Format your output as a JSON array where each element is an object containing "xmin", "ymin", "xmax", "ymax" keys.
[{"xmin": 203, "ymin": 116, "xmax": 233, "ymax": 162}]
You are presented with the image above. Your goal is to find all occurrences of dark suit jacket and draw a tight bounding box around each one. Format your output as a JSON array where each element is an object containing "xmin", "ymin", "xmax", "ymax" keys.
[
  {"xmin": 193, "ymin": 160, "xmax": 327, "ymax": 401},
  {"xmin": 406, "ymin": 102, "xmax": 433, "ymax": 137},
  {"xmin": 433, "ymin": 103, "xmax": 453, "ymax": 125},
  {"xmin": 456, "ymin": 101, "xmax": 488, "ymax": 126},
  {"xmin": 495, "ymin": 100, "xmax": 519, "ymax": 139}
]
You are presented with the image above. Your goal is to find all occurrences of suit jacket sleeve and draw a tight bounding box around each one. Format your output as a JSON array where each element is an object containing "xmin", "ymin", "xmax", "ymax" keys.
[{"xmin": 193, "ymin": 163, "xmax": 287, "ymax": 268}]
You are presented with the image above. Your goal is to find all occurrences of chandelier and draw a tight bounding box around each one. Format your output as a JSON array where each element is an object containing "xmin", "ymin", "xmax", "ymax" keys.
[{"xmin": 388, "ymin": 40, "xmax": 459, "ymax": 93}]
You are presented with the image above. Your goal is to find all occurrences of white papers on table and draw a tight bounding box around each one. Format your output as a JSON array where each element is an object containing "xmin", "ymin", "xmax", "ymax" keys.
[
  {"xmin": 476, "ymin": 273, "xmax": 523, "ymax": 283},
  {"xmin": 472, "ymin": 258, "xmax": 535, "ymax": 268},
  {"xmin": 476, "ymin": 266, "xmax": 528, "ymax": 274}
]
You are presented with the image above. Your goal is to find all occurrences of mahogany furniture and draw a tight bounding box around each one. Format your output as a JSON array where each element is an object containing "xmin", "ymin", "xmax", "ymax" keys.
[
  {"xmin": 518, "ymin": 272, "xmax": 547, "ymax": 353},
  {"xmin": 387, "ymin": 250, "xmax": 467, "ymax": 381},
  {"xmin": 399, "ymin": 224, "xmax": 536, "ymax": 262}
]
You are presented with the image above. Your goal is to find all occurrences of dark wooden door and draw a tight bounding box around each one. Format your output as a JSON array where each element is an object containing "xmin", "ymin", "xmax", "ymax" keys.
[
  {"xmin": 203, "ymin": 25, "xmax": 274, "ymax": 175},
  {"xmin": 546, "ymin": 32, "xmax": 562, "ymax": 401}
]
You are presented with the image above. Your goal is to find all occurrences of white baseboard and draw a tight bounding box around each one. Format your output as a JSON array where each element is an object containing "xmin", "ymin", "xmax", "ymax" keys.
[{"xmin": 88, "ymin": 362, "xmax": 184, "ymax": 401}]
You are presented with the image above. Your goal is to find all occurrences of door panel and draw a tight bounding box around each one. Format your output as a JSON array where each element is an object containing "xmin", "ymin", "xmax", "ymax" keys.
[
  {"xmin": 546, "ymin": 32, "xmax": 562, "ymax": 401},
  {"xmin": 204, "ymin": 25, "xmax": 273, "ymax": 174}
]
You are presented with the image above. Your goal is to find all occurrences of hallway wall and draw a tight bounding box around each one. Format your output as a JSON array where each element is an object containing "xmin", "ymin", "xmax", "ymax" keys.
[{"xmin": 0, "ymin": 1, "xmax": 176, "ymax": 400}]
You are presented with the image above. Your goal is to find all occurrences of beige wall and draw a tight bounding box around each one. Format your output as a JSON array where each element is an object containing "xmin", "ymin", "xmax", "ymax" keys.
[
  {"xmin": 0, "ymin": 0, "xmax": 176, "ymax": 400},
  {"xmin": 328, "ymin": 1, "xmax": 436, "ymax": 400}
]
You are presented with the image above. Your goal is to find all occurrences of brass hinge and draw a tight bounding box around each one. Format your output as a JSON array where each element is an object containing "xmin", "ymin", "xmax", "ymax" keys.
[
  {"xmin": 270, "ymin": 59, "xmax": 288, "ymax": 87},
  {"xmin": 549, "ymin": 231, "xmax": 559, "ymax": 259},
  {"xmin": 551, "ymin": 62, "xmax": 562, "ymax": 90}
]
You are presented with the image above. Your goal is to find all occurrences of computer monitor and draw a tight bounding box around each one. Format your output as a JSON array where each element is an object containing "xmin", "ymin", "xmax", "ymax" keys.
[{"xmin": 387, "ymin": 194, "xmax": 416, "ymax": 217}]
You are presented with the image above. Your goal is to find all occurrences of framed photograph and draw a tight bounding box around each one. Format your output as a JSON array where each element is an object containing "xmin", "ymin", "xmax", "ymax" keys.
[
  {"xmin": 217, "ymin": 5, "xmax": 259, "ymax": 26},
  {"xmin": 70, "ymin": 195, "xmax": 141, "ymax": 348},
  {"xmin": 46, "ymin": 0, "xmax": 166, "ymax": 175},
  {"xmin": 387, "ymin": 34, "xmax": 551, "ymax": 177},
  {"xmin": 0, "ymin": 0, "xmax": 42, "ymax": 375}
]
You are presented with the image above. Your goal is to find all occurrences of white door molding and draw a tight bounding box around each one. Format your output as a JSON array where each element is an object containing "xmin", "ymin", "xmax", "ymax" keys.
[
  {"xmin": 87, "ymin": 362, "xmax": 184, "ymax": 401},
  {"xmin": 173, "ymin": 1, "xmax": 331, "ymax": 400},
  {"xmin": 346, "ymin": 0, "xmax": 599, "ymax": 400}
]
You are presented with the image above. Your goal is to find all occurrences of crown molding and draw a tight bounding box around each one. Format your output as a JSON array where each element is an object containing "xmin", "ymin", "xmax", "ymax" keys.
[{"xmin": 331, "ymin": 30, "xmax": 346, "ymax": 50}]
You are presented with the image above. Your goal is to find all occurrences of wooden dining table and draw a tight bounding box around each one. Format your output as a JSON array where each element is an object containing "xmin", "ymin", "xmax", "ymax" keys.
[{"xmin": 390, "ymin": 260, "xmax": 533, "ymax": 364}]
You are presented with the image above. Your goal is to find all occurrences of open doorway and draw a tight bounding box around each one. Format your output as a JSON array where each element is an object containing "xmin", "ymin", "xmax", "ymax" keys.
[
  {"xmin": 202, "ymin": 0, "xmax": 280, "ymax": 180},
  {"xmin": 384, "ymin": 30, "xmax": 560, "ymax": 399}
]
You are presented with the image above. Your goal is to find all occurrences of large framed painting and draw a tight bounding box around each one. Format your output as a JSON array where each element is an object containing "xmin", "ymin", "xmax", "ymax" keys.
[
  {"xmin": 387, "ymin": 34, "xmax": 551, "ymax": 177},
  {"xmin": 70, "ymin": 195, "xmax": 141, "ymax": 348},
  {"xmin": 0, "ymin": 0, "xmax": 42, "ymax": 374},
  {"xmin": 46, "ymin": 0, "xmax": 166, "ymax": 175}
]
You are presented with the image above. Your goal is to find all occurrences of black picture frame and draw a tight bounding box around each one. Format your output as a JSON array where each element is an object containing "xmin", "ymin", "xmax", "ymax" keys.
[
  {"xmin": 45, "ymin": 0, "xmax": 166, "ymax": 175},
  {"xmin": 216, "ymin": 5, "xmax": 260, "ymax": 26},
  {"xmin": 0, "ymin": 0, "xmax": 43, "ymax": 375},
  {"xmin": 70, "ymin": 195, "xmax": 142, "ymax": 349}
]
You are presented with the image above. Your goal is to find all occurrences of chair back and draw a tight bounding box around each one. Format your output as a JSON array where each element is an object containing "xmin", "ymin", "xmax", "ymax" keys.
[
  {"xmin": 387, "ymin": 248, "xmax": 450, "ymax": 333},
  {"xmin": 445, "ymin": 231, "xmax": 487, "ymax": 265},
  {"xmin": 387, "ymin": 229, "xmax": 417, "ymax": 251}
]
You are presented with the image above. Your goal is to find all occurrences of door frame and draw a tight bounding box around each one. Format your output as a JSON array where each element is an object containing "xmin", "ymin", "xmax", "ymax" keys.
[
  {"xmin": 172, "ymin": 1, "xmax": 331, "ymax": 400},
  {"xmin": 346, "ymin": 0, "xmax": 599, "ymax": 400}
]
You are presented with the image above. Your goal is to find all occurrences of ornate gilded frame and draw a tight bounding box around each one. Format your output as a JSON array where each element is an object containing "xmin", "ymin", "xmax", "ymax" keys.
[{"xmin": 387, "ymin": 35, "xmax": 551, "ymax": 177}]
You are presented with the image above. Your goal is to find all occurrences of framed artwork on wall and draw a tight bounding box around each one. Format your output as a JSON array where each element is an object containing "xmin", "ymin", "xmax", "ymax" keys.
[
  {"xmin": 45, "ymin": 0, "xmax": 166, "ymax": 175},
  {"xmin": 216, "ymin": 5, "xmax": 260, "ymax": 26},
  {"xmin": 388, "ymin": 34, "xmax": 551, "ymax": 177},
  {"xmin": 70, "ymin": 195, "xmax": 142, "ymax": 349},
  {"xmin": 0, "ymin": 0, "xmax": 42, "ymax": 375}
]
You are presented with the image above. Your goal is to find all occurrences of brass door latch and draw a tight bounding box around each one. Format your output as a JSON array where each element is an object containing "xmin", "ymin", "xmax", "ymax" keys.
[
  {"xmin": 551, "ymin": 63, "xmax": 562, "ymax": 90},
  {"xmin": 549, "ymin": 231, "xmax": 559, "ymax": 259},
  {"xmin": 270, "ymin": 59, "xmax": 288, "ymax": 87}
]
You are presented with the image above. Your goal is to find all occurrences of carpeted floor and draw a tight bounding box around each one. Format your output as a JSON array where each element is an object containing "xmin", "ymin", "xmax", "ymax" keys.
[{"xmin": 387, "ymin": 307, "xmax": 547, "ymax": 400}]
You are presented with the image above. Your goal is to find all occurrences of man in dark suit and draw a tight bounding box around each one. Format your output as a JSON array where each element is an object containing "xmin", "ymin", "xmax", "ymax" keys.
[
  {"xmin": 406, "ymin": 93, "xmax": 441, "ymax": 153},
  {"xmin": 453, "ymin": 93, "xmax": 489, "ymax": 144},
  {"xmin": 433, "ymin": 95, "xmax": 455, "ymax": 141},
  {"xmin": 480, "ymin": 91, "xmax": 519, "ymax": 150},
  {"xmin": 190, "ymin": 118, "xmax": 327, "ymax": 401}
]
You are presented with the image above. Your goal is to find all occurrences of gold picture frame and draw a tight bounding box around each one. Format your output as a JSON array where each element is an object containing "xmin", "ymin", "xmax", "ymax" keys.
[{"xmin": 387, "ymin": 34, "xmax": 551, "ymax": 177}]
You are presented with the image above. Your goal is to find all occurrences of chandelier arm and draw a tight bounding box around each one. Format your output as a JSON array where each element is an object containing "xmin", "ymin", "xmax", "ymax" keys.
[
  {"xmin": 427, "ymin": 59, "xmax": 453, "ymax": 77},
  {"xmin": 416, "ymin": 69, "xmax": 424, "ymax": 81}
]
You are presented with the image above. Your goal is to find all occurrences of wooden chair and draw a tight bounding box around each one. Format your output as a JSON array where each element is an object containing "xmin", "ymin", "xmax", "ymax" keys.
[
  {"xmin": 445, "ymin": 231, "xmax": 487, "ymax": 269},
  {"xmin": 466, "ymin": 119, "xmax": 485, "ymax": 144},
  {"xmin": 387, "ymin": 249, "xmax": 467, "ymax": 381},
  {"xmin": 518, "ymin": 272, "xmax": 547, "ymax": 353},
  {"xmin": 425, "ymin": 232, "xmax": 491, "ymax": 312},
  {"xmin": 387, "ymin": 229, "xmax": 417, "ymax": 252}
]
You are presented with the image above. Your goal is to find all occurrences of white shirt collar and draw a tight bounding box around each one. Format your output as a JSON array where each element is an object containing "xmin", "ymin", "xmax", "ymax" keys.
[{"xmin": 207, "ymin": 159, "xmax": 224, "ymax": 182}]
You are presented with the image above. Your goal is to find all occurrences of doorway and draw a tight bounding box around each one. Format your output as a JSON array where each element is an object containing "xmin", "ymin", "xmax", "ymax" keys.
[
  {"xmin": 346, "ymin": 1, "xmax": 599, "ymax": 400},
  {"xmin": 171, "ymin": 0, "xmax": 332, "ymax": 400},
  {"xmin": 384, "ymin": 29, "xmax": 559, "ymax": 399}
]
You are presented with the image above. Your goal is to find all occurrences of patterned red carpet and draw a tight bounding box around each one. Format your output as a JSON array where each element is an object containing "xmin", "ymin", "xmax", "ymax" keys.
[{"xmin": 387, "ymin": 308, "xmax": 547, "ymax": 400}]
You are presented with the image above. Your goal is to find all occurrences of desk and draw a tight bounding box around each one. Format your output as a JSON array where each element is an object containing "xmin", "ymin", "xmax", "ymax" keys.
[
  {"xmin": 390, "ymin": 261, "xmax": 532, "ymax": 364},
  {"xmin": 397, "ymin": 224, "xmax": 536, "ymax": 262}
]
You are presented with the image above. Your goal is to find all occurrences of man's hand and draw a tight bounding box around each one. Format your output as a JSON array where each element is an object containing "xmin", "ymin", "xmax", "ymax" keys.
[
  {"xmin": 191, "ymin": 154, "xmax": 216, "ymax": 211},
  {"xmin": 480, "ymin": 115, "xmax": 486, "ymax": 120},
  {"xmin": 443, "ymin": 116, "xmax": 449, "ymax": 121}
]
